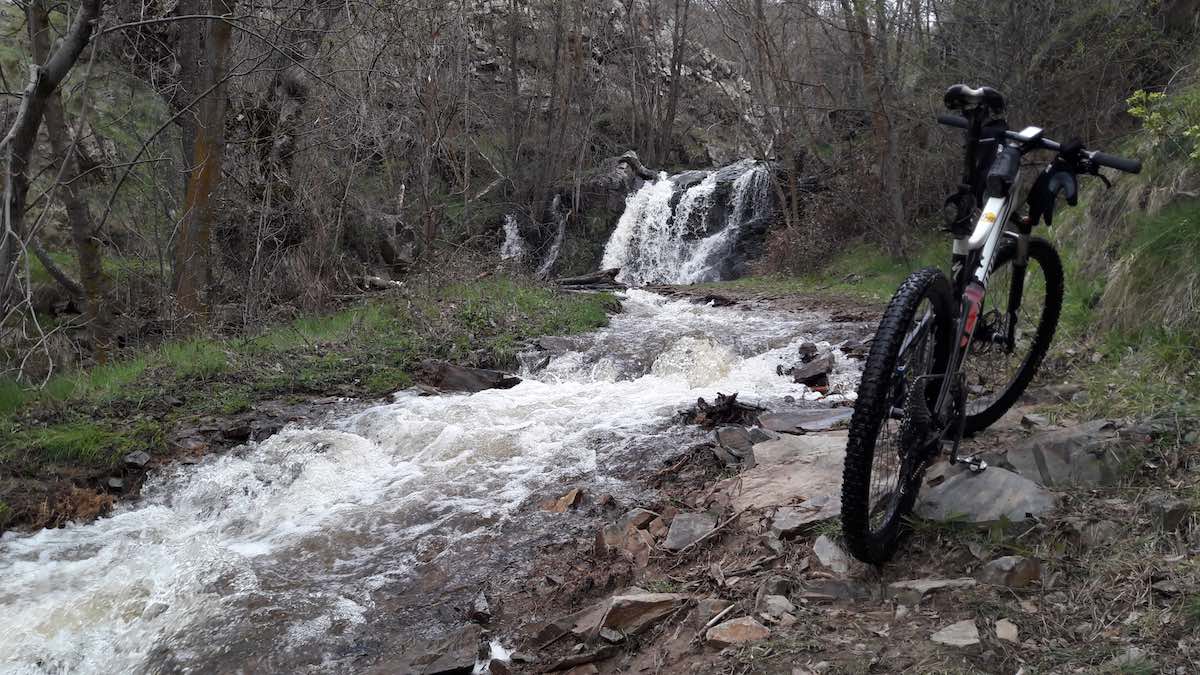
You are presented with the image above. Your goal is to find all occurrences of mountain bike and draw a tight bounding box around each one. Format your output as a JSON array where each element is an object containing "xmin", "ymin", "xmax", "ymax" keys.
[{"xmin": 840, "ymin": 85, "xmax": 1142, "ymax": 564}]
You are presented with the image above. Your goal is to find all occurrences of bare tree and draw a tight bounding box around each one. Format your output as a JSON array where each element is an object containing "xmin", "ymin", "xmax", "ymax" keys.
[{"xmin": 1, "ymin": 0, "xmax": 103, "ymax": 317}]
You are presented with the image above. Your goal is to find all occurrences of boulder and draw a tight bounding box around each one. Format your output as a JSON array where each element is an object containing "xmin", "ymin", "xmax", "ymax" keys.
[
  {"xmin": 1141, "ymin": 492, "xmax": 1191, "ymax": 532},
  {"xmin": 789, "ymin": 354, "xmax": 834, "ymax": 387},
  {"xmin": 976, "ymin": 556, "xmax": 1041, "ymax": 587},
  {"xmin": 662, "ymin": 512, "xmax": 716, "ymax": 551},
  {"xmin": 930, "ymin": 619, "xmax": 979, "ymax": 647},
  {"xmin": 1024, "ymin": 383, "xmax": 1083, "ymax": 403},
  {"xmin": 915, "ymin": 462, "xmax": 1057, "ymax": 526},
  {"xmin": 124, "ymin": 451, "xmax": 151, "ymax": 468},
  {"xmin": 751, "ymin": 431, "xmax": 846, "ymax": 466},
  {"xmin": 706, "ymin": 616, "xmax": 770, "ymax": 647},
  {"xmin": 1001, "ymin": 420, "xmax": 1126, "ymax": 487},
  {"xmin": 409, "ymin": 624, "xmax": 483, "ymax": 675},
  {"xmin": 758, "ymin": 409, "xmax": 853, "ymax": 435},
  {"xmin": 798, "ymin": 342, "xmax": 819, "ymax": 361},
  {"xmin": 812, "ymin": 535, "xmax": 851, "ymax": 575},
  {"xmin": 759, "ymin": 575, "xmax": 793, "ymax": 597},
  {"xmin": 647, "ymin": 517, "xmax": 669, "ymax": 539},
  {"xmin": 622, "ymin": 528, "xmax": 656, "ymax": 568},
  {"xmin": 601, "ymin": 593, "xmax": 689, "ymax": 636},
  {"xmin": 620, "ymin": 508, "xmax": 658, "ymax": 530},
  {"xmin": 760, "ymin": 594, "xmax": 796, "ymax": 617},
  {"xmin": 414, "ymin": 359, "xmax": 521, "ymax": 393},
  {"xmin": 712, "ymin": 426, "xmax": 756, "ymax": 467}
]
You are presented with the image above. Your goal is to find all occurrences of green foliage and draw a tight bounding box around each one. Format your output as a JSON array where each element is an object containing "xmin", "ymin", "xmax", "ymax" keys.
[
  {"xmin": 0, "ymin": 377, "xmax": 28, "ymax": 417},
  {"xmin": 0, "ymin": 500, "xmax": 10, "ymax": 528},
  {"xmin": 1127, "ymin": 89, "xmax": 1200, "ymax": 162},
  {"xmin": 215, "ymin": 386, "xmax": 253, "ymax": 415}
]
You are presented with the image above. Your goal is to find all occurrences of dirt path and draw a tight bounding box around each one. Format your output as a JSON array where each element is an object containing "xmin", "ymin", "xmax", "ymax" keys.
[{"xmin": 386, "ymin": 288, "xmax": 1199, "ymax": 675}]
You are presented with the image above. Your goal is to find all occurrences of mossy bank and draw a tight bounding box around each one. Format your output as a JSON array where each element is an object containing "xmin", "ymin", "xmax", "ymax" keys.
[{"xmin": 0, "ymin": 277, "xmax": 617, "ymax": 534}]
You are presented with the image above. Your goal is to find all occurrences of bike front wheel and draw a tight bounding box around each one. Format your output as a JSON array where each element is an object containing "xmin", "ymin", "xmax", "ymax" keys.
[
  {"xmin": 842, "ymin": 267, "xmax": 955, "ymax": 565},
  {"xmin": 963, "ymin": 236, "xmax": 1064, "ymax": 434}
]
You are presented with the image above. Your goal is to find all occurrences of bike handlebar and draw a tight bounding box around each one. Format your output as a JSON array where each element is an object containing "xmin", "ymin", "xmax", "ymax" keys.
[{"xmin": 935, "ymin": 114, "xmax": 1142, "ymax": 174}]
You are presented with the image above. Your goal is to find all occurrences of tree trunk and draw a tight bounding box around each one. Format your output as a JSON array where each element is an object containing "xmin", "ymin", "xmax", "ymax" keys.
[
  {"xmin": 0, "ymin": 0, "xmax": 102, "ymax": 316},
  {"xmin": 174, "ymin": 0, "xmax": 238, "ymax": 323},
  {"xmin": 27, "ymin": 0, "xmax": 111, "ymax": 360}
]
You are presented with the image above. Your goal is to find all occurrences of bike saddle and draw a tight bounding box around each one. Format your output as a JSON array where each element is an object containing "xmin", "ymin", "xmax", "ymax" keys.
[{"xmin": 944, "ymin": 84, "xmax": 1005, "ymax": 114}]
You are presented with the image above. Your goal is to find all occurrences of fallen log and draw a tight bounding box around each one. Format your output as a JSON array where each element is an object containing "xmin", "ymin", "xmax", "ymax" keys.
[{"xmin": 555, "ymin": 268, "xmax": 626, "ymax": 290}]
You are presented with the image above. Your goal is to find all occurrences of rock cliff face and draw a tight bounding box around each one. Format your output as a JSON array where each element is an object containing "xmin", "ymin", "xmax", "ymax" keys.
[{"xmin": 469, "ymin": 1, "xmax": 779, "ymax": 278}]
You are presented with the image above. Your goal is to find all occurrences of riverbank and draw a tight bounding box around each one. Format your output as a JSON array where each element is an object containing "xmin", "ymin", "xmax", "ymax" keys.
[
  {"xmin": 0, "ymin": 276, "xmax": 617, "ymax": 534},
  {"xmin": 426, "ymin": 283, "xmax": 1199, "ymax": 675}
]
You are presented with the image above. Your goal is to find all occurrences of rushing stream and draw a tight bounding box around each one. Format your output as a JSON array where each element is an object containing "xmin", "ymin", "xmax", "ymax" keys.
[{"xmin": 0, "ymin": 291, "xmax": 864, "ymax": 674}]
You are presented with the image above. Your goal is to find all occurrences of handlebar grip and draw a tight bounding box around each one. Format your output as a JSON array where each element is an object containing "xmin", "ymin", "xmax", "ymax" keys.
[
  {"xmin": 1090, "ymin": 151, "xmax": 1142, "ymax": 174},
  {"xmin": 937, "ymin": 114, "xmax": 969, "ymax": 129}
]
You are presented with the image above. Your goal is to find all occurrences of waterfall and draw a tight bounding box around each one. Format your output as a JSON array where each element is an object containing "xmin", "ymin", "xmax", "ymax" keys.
[
  {"xmin": 499, "ymin": 214, "xmax": 526, "ymax": 261},
  {"xmin": 600, "ymin": 162, "xmax": 773, "ymax": 286},
  {"xmin": 536, "ymin": 196, "xmax": 568, "ymax": 279}
]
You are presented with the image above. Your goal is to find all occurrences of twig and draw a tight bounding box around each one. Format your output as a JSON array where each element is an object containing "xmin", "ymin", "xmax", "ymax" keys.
[{"xmin": 692, "ymin": 603, "xmax": 737, "ymax": 642}]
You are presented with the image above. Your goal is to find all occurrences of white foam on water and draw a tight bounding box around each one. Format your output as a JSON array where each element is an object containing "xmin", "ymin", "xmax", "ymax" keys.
[
  {"xmin": 499, "ymin": 214, "xmax": 526, "ymax": 261},
  {"xmin": 601, "ymin": 163, "xmax": 774, "ymax": 285},
  {"xmin": 0, "ymin": 290, "xmax": 859, "ymax": 673}
]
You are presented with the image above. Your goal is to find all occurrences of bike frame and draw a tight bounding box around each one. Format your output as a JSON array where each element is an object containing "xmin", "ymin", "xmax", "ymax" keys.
[{"xmin": 905, "ymin": 116, "xmax": 1045, "ymax": 466}]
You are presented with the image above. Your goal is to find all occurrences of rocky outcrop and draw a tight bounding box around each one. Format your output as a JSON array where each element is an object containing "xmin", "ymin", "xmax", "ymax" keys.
[{"xmin": 413, "ymin": 359, "xmax": 521, "ymax": 393}]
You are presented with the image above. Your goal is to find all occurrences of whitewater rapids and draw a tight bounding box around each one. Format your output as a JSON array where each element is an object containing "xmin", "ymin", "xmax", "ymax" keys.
[{"xmin": 0, "ymin": 291, "xmax": 862, "ymax": 673}]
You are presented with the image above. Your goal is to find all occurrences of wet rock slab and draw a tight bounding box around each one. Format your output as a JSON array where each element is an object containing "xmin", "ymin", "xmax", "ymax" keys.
[
  {"xmin": 915, "ymin": 461, "xmax": 1057, "ymax": 525},
  {"xmin": 721, "ymin": 432, "xmax": 846, "ymax": 528},
  {"xmin": 1000, "ymin": 420, "xmax": 1128, "ymax": 487},
  {"xmin": 757, "ymin": 409, "xmax": 853, "ymax": 435},
  {"xmin": 930, "ymin": 619, "xmax": 980, "ymax": 647},
  {"xmin": 662, "ymin": 513, "xmax": 716, "ymax": 550},
  {"xmin": 414, "ymin": 359, "xmax": 521, "ymax": 393}
]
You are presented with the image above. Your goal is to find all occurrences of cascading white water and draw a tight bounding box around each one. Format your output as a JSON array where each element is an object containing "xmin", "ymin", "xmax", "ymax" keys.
[
  {"xmin": 536, "ymin": 196, "xmax": 568, "ymax": 279},
  {"xmin": 499, "ymin": 214, "xmax": 526, "ymax": 261},
  {"xmin": 0, "ymin": 291, "xmax": 861, "ymax": 674},
  {"xmin": 601, "ymin": 162, "xmax": 773, "ymax": 286}
]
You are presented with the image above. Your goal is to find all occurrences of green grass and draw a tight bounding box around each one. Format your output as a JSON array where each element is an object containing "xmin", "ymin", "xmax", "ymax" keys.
[
  {"xmin": 700, "ymin": 232, "xmax": 945, "ymax": 303},
  {"xmin": 13, "ymin": 420, "xmax": 161, "ymax": 466},
  {"xmin": 0, "ymin": 277, "xmax": 614, "ymax": 436},
  {"xmin": 0, "ymin": 377, "xmax": 28, "ymax": 417},
  {"xmin": 159, "ymin": 339, "xmax": 229, "ymax": 379},
  {"xmin": 1101, "ymin": 199, "xmax": 1200, "ymax": 335}
]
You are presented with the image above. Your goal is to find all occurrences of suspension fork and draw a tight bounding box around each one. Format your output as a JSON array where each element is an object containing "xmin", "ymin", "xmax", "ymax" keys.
[{"xmin": 1003, "ymin": 230, "xmax": 1030, "ymax": 351}]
